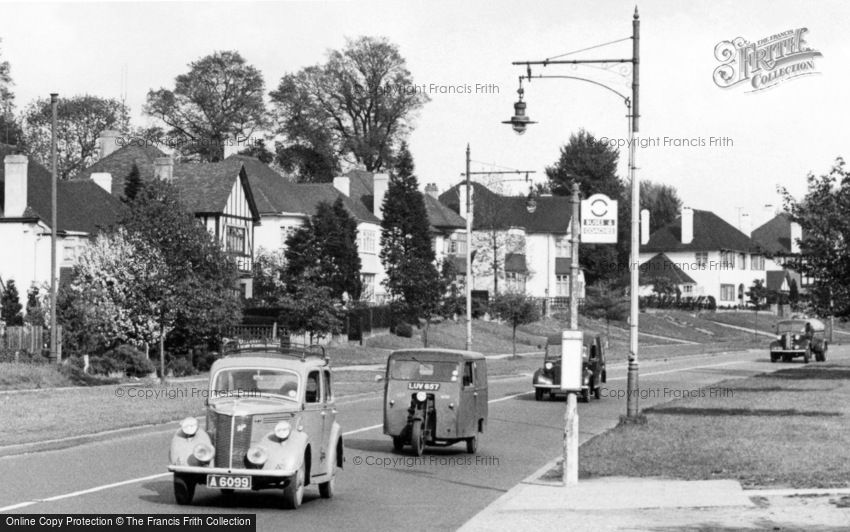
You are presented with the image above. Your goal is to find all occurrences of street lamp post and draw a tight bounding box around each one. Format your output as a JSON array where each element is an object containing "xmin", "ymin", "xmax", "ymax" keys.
[
  {"xmin": 462, "ymin": 146, "xmax": 536, "ymax": 352},
  {"xmin": 505, "ymin": 8, "xmax": 641, "ymax": 420}
]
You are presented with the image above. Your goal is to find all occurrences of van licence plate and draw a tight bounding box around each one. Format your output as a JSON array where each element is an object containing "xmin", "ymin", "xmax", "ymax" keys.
[
  {"xmin": 408, "ymin": 382, "xmax": 440, "ymax": 391},
  {"xmin": 207, "ymin": 475, "xmax": 251, "ymax": 490}
]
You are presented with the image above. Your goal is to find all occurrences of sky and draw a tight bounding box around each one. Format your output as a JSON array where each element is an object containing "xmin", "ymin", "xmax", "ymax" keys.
[{"xmin": 1, "ymin": 0, "xmax": 846, "ymax": 232}]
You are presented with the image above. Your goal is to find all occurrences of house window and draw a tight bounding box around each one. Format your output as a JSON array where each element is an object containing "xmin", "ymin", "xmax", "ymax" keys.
[
  {"xmin": 361, "ymin": 274, "xmax": 376, "ymax": 301},
  {"xmin": 505, "ymin": 272, "xmax": 526, "ymax": 293},
  {"xmin": 358, "ymin": 230, "xmax": 377, "ymax": 254},
  {"xmin": 750, "ymin": 254, "xmax": 764, "ymax": 271},
  {"xmin": 720, "ymin": 284, "xmax": 736, "ymax": 301},
  {"xmin": 738, "ymin": 253, "xmax": 746, "ymax": 270},
  {"xmin": 720, "ymin": 251, "xmax": 735, "ymax": 270},
  {"xmin": 683, "ymin": 284, "xmax": 694, "ymax": 295},
  {"xmin": 63, "ymin": 245, "xmax": 77, "ymax": 264},
  {"xmin": 280, "ymin": 225, "xmax": 298, "ymax": 247},
  {"xmin": 226, "ymin": 226, "xmax": 246, "ymax": 254},
  {"xmin": 448, "ymin": 233, "xmax": 467, "ymax": 255},
  {"xmin": 556, "ymin": 275, "xmax": 570, "ymax": 297},
  {"xmin": 555, "ymin": 236, "xmax": 570, "ymax": 258},
  {"xmin": 695, "ymin": 252, "xmax": 708, "ymax": 268}
]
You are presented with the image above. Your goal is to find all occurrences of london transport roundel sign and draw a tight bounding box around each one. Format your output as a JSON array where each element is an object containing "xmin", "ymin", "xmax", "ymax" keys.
[{"xmin": 580, "ymin": 193, "xmax": 618, "ymax": 244}]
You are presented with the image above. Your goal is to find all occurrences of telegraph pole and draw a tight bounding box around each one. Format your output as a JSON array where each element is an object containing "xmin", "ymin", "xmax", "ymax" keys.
[
  {"xmin": 50, "ymin": 93, "xmax": 59, "ymax": 363},
  {"xmin": 465, "ymin": 145, "xmax": 473, "ymax": 351},
  {"xmin": 563, "ymin": 182, "xmax": 581, "ymax": 484}
]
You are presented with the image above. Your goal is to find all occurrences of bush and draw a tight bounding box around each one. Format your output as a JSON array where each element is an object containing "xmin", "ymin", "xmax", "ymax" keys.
[
  {"xmin": 88, "ymin": 355, "xmax": 121, "ymax": 376},
  {"xmin": 102, "ymin": 344, "xmax": 155, "ymax": 377},
  {"xmin": 167, "ymin": 355, "xmax": 196, "ymax": 378},
  {"xmin": 58, "ymin": 360, "xmax": 120, "ymax": 386},
  {"xmin": 0, "ymin": 350, "xmax": 50, "ymax": 364},
  {"xmin": 395, "ymin": 321, "xmax": 413, "ymax": 338},
  {"xmin": 194, "ymin": 349, "xmax": 218, "ymax": 372}
]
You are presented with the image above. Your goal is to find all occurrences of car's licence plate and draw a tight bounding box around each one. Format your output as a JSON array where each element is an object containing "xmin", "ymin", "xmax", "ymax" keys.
[
  {"xmin": 408, "ymin": 382, "xmax": 440, "ymax": 391},
  {"xmin": 207, "ymin": 475, "xmax": 251, "ymax": 490}
]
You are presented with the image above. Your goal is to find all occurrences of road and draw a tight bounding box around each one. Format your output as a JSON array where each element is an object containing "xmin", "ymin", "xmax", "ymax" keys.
[{"xmin": 1, "ymin": 348, "xmax": 834, "ymax": 531}]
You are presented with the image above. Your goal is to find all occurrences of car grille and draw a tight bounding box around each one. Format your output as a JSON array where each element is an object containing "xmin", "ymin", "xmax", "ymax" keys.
[
  {"xmin": 212, "ymin": 412, "xmax": 253, "ymax": 469},
  {"xmin": 784, "ymin": 334, "xmax": 792, "ymax": 350}
]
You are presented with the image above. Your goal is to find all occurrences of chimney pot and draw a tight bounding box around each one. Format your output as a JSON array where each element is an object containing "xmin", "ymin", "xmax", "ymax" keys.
[
  {"xmin": 425, "ymin": 183, "xmax": 439, "ymax": 198},
  {"xmin": 99, "ymin": 130, "xmax": 121, "ymax": 159}
]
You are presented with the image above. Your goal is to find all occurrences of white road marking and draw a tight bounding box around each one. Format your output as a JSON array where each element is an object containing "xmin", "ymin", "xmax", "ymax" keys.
[{"xmin": 0, "ymin": 357, "xmax": 755, "ymax": 513}]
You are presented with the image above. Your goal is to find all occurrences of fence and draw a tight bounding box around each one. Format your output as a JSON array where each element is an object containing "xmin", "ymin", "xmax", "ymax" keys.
[{"xmin": 345, "ymin": 305, "xmax": 395, "ymax": 342}]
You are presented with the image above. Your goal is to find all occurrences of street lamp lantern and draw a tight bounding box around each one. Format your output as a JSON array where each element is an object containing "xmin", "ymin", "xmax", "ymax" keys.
[{"xmin": 502, "ymin": 83, "xmax": 536, "ymax": 135}]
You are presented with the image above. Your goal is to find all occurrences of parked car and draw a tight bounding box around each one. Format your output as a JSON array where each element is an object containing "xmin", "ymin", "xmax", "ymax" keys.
[
  {"xmin": 167, "ymin": 343, "xmax": 343, "ymax": 509},
  {"xmin": 533, "ymin": 333, "xmax": 607, "ymax": 402},
  {"xmin": 382, "ymin": 349, "xmax": 488, "ymax": 456},
  {"xmin": 769, "ymin": 318, "xmax": 828, "ymax": 363}
]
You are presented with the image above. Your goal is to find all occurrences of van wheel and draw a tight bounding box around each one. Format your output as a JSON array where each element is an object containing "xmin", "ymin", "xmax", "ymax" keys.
[
  {"xmin": 411, "ymin": 422, "xmax": 425, "ymax": 457},
  {"xmin": 282, "ymin": 462, "xmax": 305, "ymax": 509},
  {"xmin": 594, "ymin": 385, "xmax": 601, "ymax": 400},
  {"xmin": 804, "ymin": 347, "xmax": 811, "ymax": 364},
  {"xmin": 392, "ymin": 436, "xmax": 405, "ymax": 452},
  {"xmin": 466, "ymin": 436, "xmax": 477, "ymax": 454},
  {"xmin": 318, "ymin": 462, "xmax": 335, "ymax": 499},
  {"xmin": 173, "ymin": 475, "xmax": 195, "ymax": 506},
  {"xmin": 580, "ymin": 389, "xmax": 590, "ymax": 403},
  {"xmin": 822, "ymin": 344, "xmax": 828, "ymax": 361},
  {"xmin": 770, "ymin": 353, "xmax": 779, "ymax": 363},
  {"xmin": 535, "ymin": 388, "xmax": 544, "ymax": 401}
]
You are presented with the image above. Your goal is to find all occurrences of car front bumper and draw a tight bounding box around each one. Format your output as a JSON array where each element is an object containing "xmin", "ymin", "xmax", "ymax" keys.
[
  {"xmin": 534, "ymin": 383, "xmax": 590, "ymax": 391},
  {"xmin": 770, "ymin": 349, "xmax": 806, "ymax": 354},
  {"xmin": 168, "ymin": 465, "xmax": 296, "ymax": 478}
]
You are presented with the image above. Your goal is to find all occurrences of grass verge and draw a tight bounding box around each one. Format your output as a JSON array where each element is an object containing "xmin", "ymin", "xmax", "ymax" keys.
[{"xmin": 575, "ymin": 358, "xmax": 850, "ymax": 489}]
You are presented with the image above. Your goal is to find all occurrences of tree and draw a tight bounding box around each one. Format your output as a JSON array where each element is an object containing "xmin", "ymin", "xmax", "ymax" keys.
[
  {"xmin": 490, "ymin": 292, "xmax": 541, "ymax": 357},
  {"xmin": 23, "ymin": 285, "xmax": 45, "ymax": 326},
  {"xmin": 145, "ymin": 50, "xmax": 267, "ymax": 162},
  {"xmin": 123, "ymin": 162, "xmax": 143, "ymax": 202},
  {"xmin": 0, "ymin": 38, "xmax": 22, "ymax": 146},
  {"xmin": 279, "ymin": 277, "xmax": 342, "ymax": 343},
  {"xmin": 251, "ymin": 248, "xmax": 288, "ymax": 305},
  {"xmin": 270, "ymin": 36, "xmax": 429, "ymax": 178},
  {"xmin": 284, "ymin": 198, "xmax": 362, "ymax": 301},
  {"xmin": 0, "ymin": 279, "xmax": 23, "ymax": 326},
  {"xmin": 746, "ymin": 278, "xmax": 769, "ymax": 340},
  {"xmin": 545, "ymin": 130, "xmax": 626, "ymax": 284},
  {"xmin": 640, "ymin": 180, "xmax": 682, "ymax": 233},
  {"xmin": 789, "ymin": 278, "xmax": 800, "ymax": 309},
  {"xmin": 781, "ymin": 157, "xmax": 850, "ymax": 318},
  {"xmin": 582, "ymin": 282, "xmax": 628, "ymax": 338},
  {"xmin": 237, "ymin": 139, "xmax": 275, "ymax": 164},
  {"xmin": 21, "ymin": 95, "xmax": 130, "ymax": 179},
  {"xmin": 122, "ymin": 178, "xmax": 242, "ymax": 360},
  {"xmin": 379, "ymin": 143, "xmax": 441, "ymax": 345}
]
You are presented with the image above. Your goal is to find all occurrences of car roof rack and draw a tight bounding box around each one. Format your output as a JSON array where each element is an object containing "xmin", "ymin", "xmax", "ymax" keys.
[{"xmin": 222, "ymin": 339, "xmax": 329, "ymax": 365}]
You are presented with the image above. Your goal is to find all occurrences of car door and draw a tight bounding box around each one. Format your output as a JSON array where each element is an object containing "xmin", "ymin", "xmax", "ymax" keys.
[
  {"xmin": 474, "ymin": 360, "xmax": 487, "ymax": 432},
  {"xmin": 321, "ymin": 369, "xmax": 336, "ymax": 473},
  {"xmin": 301, "ymin": 370, "xmax": 326, "ymax": 475},
  {"xmin": 460, "ymin": 360, "xmax": 476, "ymax": 437}
]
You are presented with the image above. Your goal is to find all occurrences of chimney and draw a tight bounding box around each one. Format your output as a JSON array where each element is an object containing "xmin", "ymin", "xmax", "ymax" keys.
[
  {"xmin": 333, "ymin": 175, "xmax": 350, "ymax": 197},
  {"xmin": 91, "ymin": 172, "xmax": 113, "ymax": 194},
  {"xmin": 790, "ymin": 221, "xmax": 802, "ymax": 254},
  {"xmin": 425, "ymin": 183, "xmax": 439, "ymax": 198},
  {"xmin": 3, "ymin": 154, "xmax": 28, "ymax": 217},
  {"xmin": 681, "ymin": 207, "xmax": 694, "ymax": 244},
  {"xmin": 640, "ymin": 208, "xmax": 650, "ymax": 245},
  {"xmin": 99, "ymin": 130, "xmax": 121, "ymax": 159},
  {"xmin": 739, "ymin": 212, "xmax": 752, "ymax": 236},
  {"xmin": 373, "ymin": 173, "xmax": 389, "ymax": 219},
  {"xmin": 153, "ymin": 156, "xmax": 173, "ymax": 181}
]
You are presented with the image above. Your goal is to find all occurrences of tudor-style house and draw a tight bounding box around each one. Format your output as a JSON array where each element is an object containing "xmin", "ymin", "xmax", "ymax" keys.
[
  {"xmin": 0, "ymin": 146, "xmax": 125, "ymax": 293},
  {"xmin": 751, "ymin": 212, "xmax": 810, "ymax": 294},
  {"xmin": 439, "ymin": 182, "xmax": 582, "ymax": 301},
  {"xmin": 76, "ymin": 133, "xmax": 260, "ymax": 297},
  {"xmin": 639, "ymin": 207, "xmax": 768, "ymax": 304}
]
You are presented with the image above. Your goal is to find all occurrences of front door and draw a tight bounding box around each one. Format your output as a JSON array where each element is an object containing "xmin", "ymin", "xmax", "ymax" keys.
[{"xmin": 302, "ymin": 370, "xmax": 327, "ymax": 475}]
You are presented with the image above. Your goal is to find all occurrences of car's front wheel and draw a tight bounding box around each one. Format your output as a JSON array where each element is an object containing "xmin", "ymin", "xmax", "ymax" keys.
[
  {"xmin": 411, "ymin": 421, "xmax": 425, "ymax": 457},
  {"xmin": 319, "ymin": 462, "xmax": 335, "ymax": 499},
  {"xmin": 282, "ymin": 462, "xmax": 305, "ymax": 509},
  {"xmin": 770, "ymin": 352, "xmax": 779, "ymax": 363},
  {"xmin": 173, "ymin": 475, "xmax": 195, "ymax": 506},
  {"xmin": 534, "ymin": 388, "xmax": 544, "ymax": 401},
  {"xmin": 466, "ymin": 436, "xmax": 477, "ymax": 454},
  {"xmin": 804, "ymin": 347, "xmax": 811, "ymax": 364},
  {"xmin": 392, "ymin": 436, "xmax": 405, "ymax": 452}
]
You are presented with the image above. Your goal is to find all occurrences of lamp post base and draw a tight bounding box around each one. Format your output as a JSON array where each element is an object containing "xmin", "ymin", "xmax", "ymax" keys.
[{"xmin": 625, "ymin": 359, "xmax": 640, "ymax": 419}]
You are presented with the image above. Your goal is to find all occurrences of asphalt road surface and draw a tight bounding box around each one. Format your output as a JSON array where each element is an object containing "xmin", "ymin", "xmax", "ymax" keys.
[{"xmin": 2, "ymin": 347, "xmax": 840, "ymax": 531}]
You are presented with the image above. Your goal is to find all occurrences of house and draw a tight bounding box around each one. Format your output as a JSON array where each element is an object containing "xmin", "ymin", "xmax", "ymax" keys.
[
  {"xmin": 637, "ymin": 253, "xmax": 697, "ymax": 296},
  {"xmin": 439, "ymin": 182, "xmax": 580, "ymax": 301},
  {"xmin": 75, "ymin": 134, "xmax": 261, "ymax": 297},
  {"xmin": 639, "ymin": 207, "xmax": 767, "ymax": 304},
  {"xmin": 751, "ymin": 212, "xmax": 809, "ymax": 293},
  {"xmin": 0, "ymin": 145, "xmax": 125, "ymax": 294}
]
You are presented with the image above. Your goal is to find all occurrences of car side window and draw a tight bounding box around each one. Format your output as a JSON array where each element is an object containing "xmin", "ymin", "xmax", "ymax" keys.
[
  {"xmin": 306, "ymin": 371, "xmax": 321, "ymax": 403},
  {"xmin": 323, "ymin": 370, "xmax": 333, "ymax": 402},
  {"xmin": 463, "ymin": 361, "xmax": 474, "ymax": 387}
]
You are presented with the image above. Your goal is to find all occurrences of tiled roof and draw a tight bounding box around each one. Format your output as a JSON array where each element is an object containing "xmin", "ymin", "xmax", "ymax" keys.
[
  {"xmin": 171, "ymin": 159, "xmax": 258, "ymax": 219},
  {"xmin": 423, "ymin": 194, "xmax": 465, "ymax": 230},
  {"xmin": 751, "ymin": 213, "xmax": 805, "ymax": 256},
  {"xmin": 1, "ymin": 145, "xmax": 124, "ymax": 234},
  {"xmin": 75, "ymin": 144, "xmax": 167, "ymax": 197},
  {"xmin": 641, "ymin": 209, "xmax": 753, "ymax": 253},
  {"xmin": 439, "ymin": 182, "xmax": 572, "ymax": 234},
  {"xmin": 294, "ymin": 183, "xmax": 380, "ymax": 224},
  {"xmin": 226, "ymin": 155, "xmax": 291, "ymax": 215},
  {"xmin": 638, "ymin": 253, "xmax": 696, "ymax": 285}
]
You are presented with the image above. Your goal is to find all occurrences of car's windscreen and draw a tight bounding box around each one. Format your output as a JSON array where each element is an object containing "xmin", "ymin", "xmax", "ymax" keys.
[
  {"xmin": 212, "ymin": 368, "xmax": 299, "ymax": 400},
  {"xmin": 389, "ymin": 360, "xmax": 459, "ymax": 382}
]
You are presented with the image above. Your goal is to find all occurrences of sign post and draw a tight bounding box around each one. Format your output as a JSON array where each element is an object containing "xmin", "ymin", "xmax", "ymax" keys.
[
  {"xmin": 561, "ymin": 330, "xmax": 583, "ymax": 485},
  {"xmin": 581, "ymin": 193, "xmax": 618, "ymax": 244}
]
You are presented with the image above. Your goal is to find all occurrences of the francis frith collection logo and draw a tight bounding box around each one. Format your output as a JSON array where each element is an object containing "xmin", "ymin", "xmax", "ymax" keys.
[{"xmin": 713, "ymin": 28, "xmax": 822, "ymax": 92}]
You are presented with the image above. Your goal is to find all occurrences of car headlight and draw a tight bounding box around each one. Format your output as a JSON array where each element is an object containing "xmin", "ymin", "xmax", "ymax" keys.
[
  {"xmin": 247, "ymin": 446, "xmax": 268, "ymax": 465},
  {"xmin": 793, "ymin": 334, "xmax": 801, "ymax": 341},
  {"xmin": 416, "ymin": 391, "xmax": 427, "ymax": 402},
  {"xmin": 544, "ymin": 362, "xmax": 554, "ymax": 371},
  {"xmin": 181, "ymin": 417, "xmax": 198, "ymax": 437},
  {"xmin": 192, "ymin": 443, "xmax": 214, "ymax": 463},
  {"xmin": 274, "ymin": 421, "xmax": 292, "ymax": 441}
]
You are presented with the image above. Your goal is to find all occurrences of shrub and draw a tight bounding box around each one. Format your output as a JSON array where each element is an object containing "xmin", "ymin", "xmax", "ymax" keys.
[
  {"xmin": 103, "ymin": 344, "xmax": 155, "ymax": 377},
  {"xmin": 194, "ymin": 349, "xmax": 218, "ymax": 372},
  {"xmin": 87, "ymin": 355, "xmax": 121, "ymax": 376},
  {"xmin": 167, "ymin": 355, "xmax": 196, "ymax": 378},
  {"xmin": 395, "ymin": 321, "xmax": 413, "ymax": 338}
]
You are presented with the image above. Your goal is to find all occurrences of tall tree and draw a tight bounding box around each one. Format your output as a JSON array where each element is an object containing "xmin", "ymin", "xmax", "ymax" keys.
[
  {"xmin": 781, "ymin": 157, "xmax": 850, "ymax": 318},
  {"xmin": 545, "ymin": 129, "xmax": 625, "ymax": 284},
  {"xmin": 284, "ymin": 198, "xmax": 362, "ymax": 300},
  {"xmin": 123, "ymin": 162, "xmax": 143, "ymax": 202},
  {"xmin": 0, "ymin": 37, "xmax": 22, "ymax": 146},
  {"xmin": 490, "ymin": 293, "xmax": 540, "ymax": 357},
  {"xmin": 270, "ymin": 36, "xmax": 429, "ymax": 179},
  {"xmin": 0, "ymin": 279, "xmax": 23, "ymax": 326},
  {"xmin": 379, "ymin": 143, "xmax": 441, "ymax": 345},
  {"xmin": 640, "ymin": 180, "xmax": 683, "ymax": 233},
  {"xmin": 22, "ymin": 95, "xmax": 130, "ymax": 179},
  {"xmin": 145, "ymin": 50, "xmax": 267, "ymax": 162}
]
